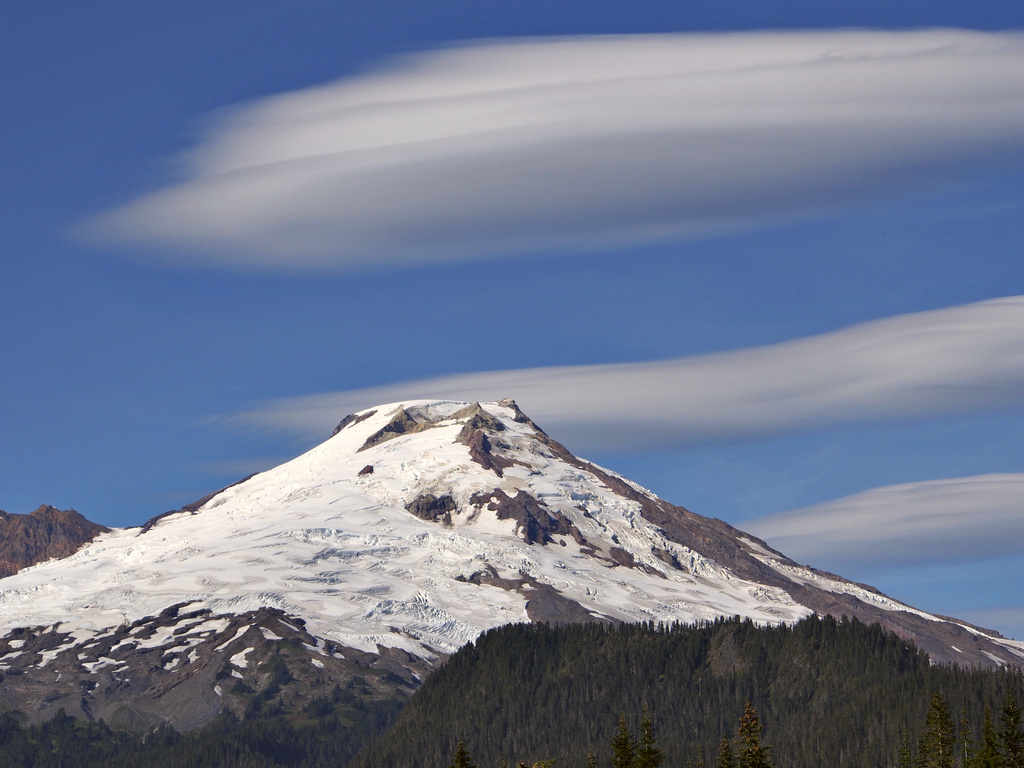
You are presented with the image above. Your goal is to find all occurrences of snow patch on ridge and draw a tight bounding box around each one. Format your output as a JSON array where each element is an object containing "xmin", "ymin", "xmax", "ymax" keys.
[{"xmin": 756, "ymin": 555, "xmax": 938, "ymax": 619}]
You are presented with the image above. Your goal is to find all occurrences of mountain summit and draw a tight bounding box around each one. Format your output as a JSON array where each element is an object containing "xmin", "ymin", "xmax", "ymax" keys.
[{"xmin": 0, "ymin": 400, "xmax": 1020, "ymax": 729}]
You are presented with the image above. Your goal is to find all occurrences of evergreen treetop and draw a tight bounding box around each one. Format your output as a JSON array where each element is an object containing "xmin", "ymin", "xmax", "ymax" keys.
[
  {"xmin": 449, "ymin": 740, "xmax": 477, "ymax": 768},
  {"xmin": 636, "ymin": 706, "xmax": 665, "ymax": 768},
  {"xmin": 717, "ymin": 735, "xmax": 736, "ymax": 768},
  {"xmin": 736, "ymin": 701, "xmax": 774, "ymax": 768},
  {"xmin": 1000, "ymin": 691, "xmax": 1024, "ymax": 768},
  {"xmin": 611, "ymin": 715, "xmax": 638, "ymax": 768},
  {"xmin": 974, "ymin": 707, "xmax": 1002, "ymax": 768},
  {"xmin": 920, "ymin": 691, "xmax": 955, "ymax": 768}
]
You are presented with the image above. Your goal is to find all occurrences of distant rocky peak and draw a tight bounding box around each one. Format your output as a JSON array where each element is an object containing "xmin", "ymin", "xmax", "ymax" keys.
[{"xmin": 0, "ymin": 505, "xmax": 108, "ymax": 579}]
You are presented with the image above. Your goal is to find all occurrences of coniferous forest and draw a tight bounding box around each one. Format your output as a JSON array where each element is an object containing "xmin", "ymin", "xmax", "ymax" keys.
[
  {"xmin": 352, "ymin": 616, "xmax": 1024, "ymax": 768},
  {"xmin": 0, "ymin": 615, "xmax": 1022, "ymax": 768}
]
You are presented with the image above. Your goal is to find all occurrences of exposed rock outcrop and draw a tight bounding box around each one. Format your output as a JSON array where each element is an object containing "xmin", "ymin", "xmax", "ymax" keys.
[
  {"xmin": 405, "ymin": 494, "xmax": 456, "ymax": 525},
  {"xmin": 450, "ymin": 402, "xmax": 506, "ymax": 433},
  {"xmin": 0, "ymin": 506, "xmax": 108, "ymax": 578},
  {"xmin": 358, "ymin": 406, "xmax": 433, "ymax": 451},
  {"xmin": 452, "ymin": 403, "xmax": 517, "ymax": 477},
  {"xmin": 473, "ymin": 490, "xmax": 586, "ymax": 546},
  {"xmin": 457, "ymin": 427, "xmax": 515, "ymax": 477},
  {"xmin": 333, "ymin": 410, "xmax": 377, "ymax": 436},
  {"xmin": 456, "ymin": 566, "xmax": 599, "ymax": 624}
]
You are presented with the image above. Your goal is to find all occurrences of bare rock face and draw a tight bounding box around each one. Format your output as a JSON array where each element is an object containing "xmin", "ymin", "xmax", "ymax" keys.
[
  {"xmin": 406, "ymin": 494, "xmax": 456, "ymax": 525},
  {"xmin": 457, "ymin": 426, "xmax": 515, "ymax": 477},
  {"xmin": 0, "ymin": 506, "xmax": 108, "ymax": 578},
  {"xmin": 471, "ymin": 490, "xmax": 586, "ymax": 547},
  {"xmin": 455, "ymin": 566, "xmax": 597, "ymax": 624},
  {"xmin": 358, "ymin": 406, "xmax": 427, "ymax": 451},
  {"xmin": 333, "ymin": 410, "xmax": 377, "ymax": 436}
]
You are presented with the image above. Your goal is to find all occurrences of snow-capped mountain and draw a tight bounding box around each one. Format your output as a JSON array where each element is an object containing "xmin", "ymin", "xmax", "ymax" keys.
[{"xmin": 0, "ymin": 400, "xmax": 1021, "ymax": 729}]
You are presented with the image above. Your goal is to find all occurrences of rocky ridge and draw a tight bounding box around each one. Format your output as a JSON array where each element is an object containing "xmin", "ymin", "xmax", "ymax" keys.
[{"xmin": 0, "ymin": 505, "xmax": 108, "ymax": 578}]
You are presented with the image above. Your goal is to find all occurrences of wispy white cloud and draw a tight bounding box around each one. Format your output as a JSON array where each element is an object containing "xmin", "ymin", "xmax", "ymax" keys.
[
  {"xmin": 87, "ymin": 30, "xmax": 1024, "ymax": 270},
  {"xmin": 227, "ymin": 296, "xmax": 1024, "ymax": 452},
  {"xmin": 744, "ymin": 474, "xmax": 1024, "ymax": 569}
]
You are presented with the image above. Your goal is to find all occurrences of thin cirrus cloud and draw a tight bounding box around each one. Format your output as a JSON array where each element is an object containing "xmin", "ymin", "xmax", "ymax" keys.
[
  {"xmin": 227, "ymin": 296, "xmax": 1024, "ymax": 452},
  {"xmin": 86, "ymin": 30, "xmax": 1024, "ymax": 270},
  {"xmin": 743, "ymin": 474, "xmax": 1024, "ymax": 569}
]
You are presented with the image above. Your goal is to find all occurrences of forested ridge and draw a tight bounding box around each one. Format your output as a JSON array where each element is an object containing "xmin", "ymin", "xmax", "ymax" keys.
[
  {"xmin": 0, "ymin": 615, "xmax": 1021, "ymax": 767},
  {"xmin": 352, "ymin": 615, "xmax": 1024, "ymax": 768}
]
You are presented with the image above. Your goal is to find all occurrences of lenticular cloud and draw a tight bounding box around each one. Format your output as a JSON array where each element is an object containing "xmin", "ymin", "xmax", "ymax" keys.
[
  {"xmin": 231, "ymin": 296, "xmax": 1024, "ymax": 451},
  {"xmin": 745, "ymin": 474, "xmax": 1024, "ymax": 569},
  {"xmin": 88, "ymin": 30, "xmax": 1024, "ymax": 270}
]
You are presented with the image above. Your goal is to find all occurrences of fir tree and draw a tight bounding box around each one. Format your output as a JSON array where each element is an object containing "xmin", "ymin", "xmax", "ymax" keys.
[
  {"xmin": 736, "ymin": 702, "xmax": 774, "ymax": 768},
  {"xmin": 611, "ymin": 715, "xmax": 637, "ymax": 768},
  {"xmin": 450, "ymin": 740, "xmax": 477, "ymax": 768},
  {"xmin": 716, "ymin": 736, "xmax": 736, "ymax": 768},
  {"xmin": 974, "ymin": 707, "xmax": 1003, "ymax": 768},
  {"xmin": 1001, "ymin": 691, "xmax": 1024, "ymax": 768},
  {"xmin": 636, "ymin": 706, "xmax": 665, "ymax": 768},
  {"xmin": 899, "ymin": 728, "xmax": 914, "ymax": 768},
  {"xmin": 920, "ymin": 692, "xmax": 955, "ymax": 768},
  {"xmin": 586, "ymin": 747, "xmax": 597, "ymax": 768},
  {"xmin": 961, "ymin": 706, "xmax": 976, "ymax": 768}
]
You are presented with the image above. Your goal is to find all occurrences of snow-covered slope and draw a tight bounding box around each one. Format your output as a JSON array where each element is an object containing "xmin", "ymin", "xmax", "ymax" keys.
[
  {"xmin": 0, "ymin": 399, "xmax": 1021, "ymax": 728},
  {"xmin": 0, "ymin": 400, "xmax": 803, "ymax": 656}
]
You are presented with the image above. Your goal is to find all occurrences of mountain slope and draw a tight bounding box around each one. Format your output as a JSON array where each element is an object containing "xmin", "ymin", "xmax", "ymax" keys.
[{"xmin": 0, "ymin": 400, "xmax": 1020, "ymax": 729}]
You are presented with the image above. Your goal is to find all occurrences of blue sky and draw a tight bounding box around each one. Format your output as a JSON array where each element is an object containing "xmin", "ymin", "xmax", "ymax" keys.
[{"xmin": 2, "ymin": 2, "xmax": 1024, "ymax": 638}]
